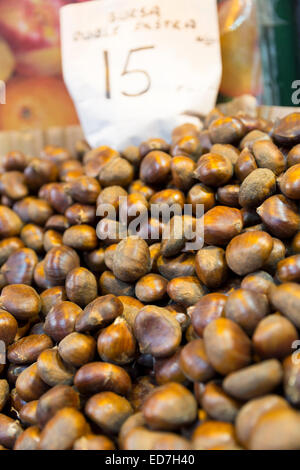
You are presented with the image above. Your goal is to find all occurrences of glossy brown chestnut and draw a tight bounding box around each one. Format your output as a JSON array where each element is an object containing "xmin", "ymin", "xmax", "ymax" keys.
[
  {"xmin": 97, "ymin": 317, "xmax": 136, "ymax": 365},
  {"xmin": 203, "ymin": 318, "xmax": 252, "ymax": 375},
  {"xmin": 142, "ymin": 382, "xmax": 197, "ymax": 431},
  {"xmin": 226, "ymin": 231, "xmax": 274, "ymax": 276},
  {"xmin": 252, "ymin": 314, "xmax": 298, "ymax": 359},
  {"xmin": 74, "ymin": 362, "xmax": 132, "ymax": 396},
  {"xmin": 134, "ymin": 306, "xmax": 182, "ymax": 358}
]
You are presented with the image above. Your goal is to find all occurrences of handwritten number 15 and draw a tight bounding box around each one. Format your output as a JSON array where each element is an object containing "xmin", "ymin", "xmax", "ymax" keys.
[{"xmin": 103, "ymin": 46, "xmax": 154, "ymax": 98}]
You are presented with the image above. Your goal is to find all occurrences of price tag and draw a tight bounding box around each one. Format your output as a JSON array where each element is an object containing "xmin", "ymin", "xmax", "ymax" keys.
[{"xmin": 61, "ymin": 0, "xmax": 222, "ymax": 149}]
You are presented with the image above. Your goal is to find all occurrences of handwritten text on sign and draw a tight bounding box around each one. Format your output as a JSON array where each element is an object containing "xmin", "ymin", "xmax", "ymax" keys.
[{"xmin": 61, "ymin": 0, "xmax": 221, "ymax": 149}]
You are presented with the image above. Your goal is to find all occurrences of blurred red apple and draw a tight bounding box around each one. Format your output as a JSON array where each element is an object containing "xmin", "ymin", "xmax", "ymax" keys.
[{"xmin": 0, "ymin": 0, "xmax": 75, "ymax": 76}]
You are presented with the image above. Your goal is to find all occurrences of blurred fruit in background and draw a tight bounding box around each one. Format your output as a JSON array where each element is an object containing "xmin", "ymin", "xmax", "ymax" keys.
[
  {"xmin": 0, "ymin": 36, "xmax": 16, "ymax": 82},
  {"xmin": 218, "ymin": 0, "xmax": 262, "ymax": 98},
  {"xmin": 0, "ymin": 0, "xmax": 88, "ymax": 130},
  {"xmin": 0, "ymin": 76, "xmax": 79, "ymax": 130},
  {"xmin": 0, "ymin": 0, "xmax": 71, "ymax": 77}
]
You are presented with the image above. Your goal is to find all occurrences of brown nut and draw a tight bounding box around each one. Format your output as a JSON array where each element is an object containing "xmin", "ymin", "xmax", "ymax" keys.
[
  {"xmin": 43, "ymin": 230, "xmax": 63, "ymax": 252},
  {"xmin": 249, "ymin": 407, "xmax": 300, "ymax": 450},
  {"xmin": 40, "ymin": 286, "xmax": 67, "ymax": 318},
  {"xmin": 74, "ymin": 362, "xmax": 132, "ymax": 396},
  {"xmin": 203, "ymin": 318, "xmax": 252, "ymax": 375},
  {"xmin": 263, "ymin": 238, "xmax": 286, "ymax": 274},
  {"xmin": 75, "ymin": 294, "xmax": 123, "ymax": 332},
  {"xmin": 134, "ymin": 306, "xmax": 182, "ymax": 358},
  {"xmin": 58, "ymin": 332, "xmax": 96, "ymax": 368},
  {"xmin": 65, "ymin": 267, "xmax": 98, "ymax": 307},
  {"xmin": 194, "ymin": 153, "xmax": 233, "ymax": 187},
  {"xmin": 19, "ymin": 401, "xmax": 38, "ymax": 426},
  {"xmin": 217, "ymin": 184, "xmax": 240, "ymax": 208},
  {"xmin": 269, "ymin": 283, "xmax": 300, "ymax": 328},
  {"xmin": 112, "ymin": 236, "xmax": 151, "ymax": 282},
  {"xmin": 223, "ymin": 359, "xmax": 283, "ymax": 400},
  {"xmin": 45, "ymin": 214, "xmax": 70, "ymax": 232},
  {"xmin": 1, "ymin": 247, "xmax": 38, "ymax": 285},
  {"xmin": 84, "ymin": 247, "xmax": 106, "ymax": 273},
  {"xmin": 280, "ymin": 164, "xmax": 300, "ymax": 200},
  {"xmin": 100, "ymin": 270, "xmax": 135, "ymax": 298},
  {"xmin": 122, "ymin": 426, "xmax": 192, "ymax": 450},
  {"xmin": 235, "ymin": 148, "xmax": 257, "ymax": 181},
  {"xmin": 39, "ymin": 408, "xmax": 89, "ymax": 450},
  {"xmin": 128, "ymin": 377, "xmax": 156, "ymax": 412},
  {"xmin": 97, "ymin": 317, "xmax": 136, "ymax": 365},
  {"xmin": 154, "ymin": 349, "xmax": 186, "ymax": 386},
  {"xmin": 0, "ymin": 414, "xmax": 23, "ymax": 449},
  {"xmin": 14, "ymin": 426, "xmax": 40, "ymax": 450},
  {"xmin": 201, "ymin": 382, "xmax": 240, "ymax": 423},
  {"xmin": 85, "ymin": 391, "xmax": 133, "ymax": 434},
  {"xmin": 16, "ymin": 363, "xmax": 49, "ymax": 402},
  {"xmin": 0, "ymin": 237, "xmax": 24, "ymax": 266},
  {"xmin": 0, "ymin": 285, "xmax": 41, "ymax": 320},
  {"xmin": 99, "ymin": 157, "xmax": 134, "ymax": 188},
  {"xmin": 157, "ymin": 253, "xmax": 196, "ymax": 280},
  {"xmin": 224, "ymin": 289, "xmax": 269, "ymax": 334},
  {"xmin": 63, "ymin": 225, "xmax": 97, "ymax": 251},
  {"xmin": 211, "ymin": 143, "xmax": 240, "ymax": 165},
  {"xmin": 287, "ymin": 144, "xmax": 300, "ymax": 167},
  {"xmin": 252, "ymin": 314, "xmax": 298, "ymax": 359},
  {"xmin": 7, "ymin": 334, "xmax": 53, "ymax": 365},
  {"xmin": 292, "ymin": 232, "xmax": 300, "ymax": 254},
  {"xmin": 171, "ymin": 134, "xmax": 202, "ymax": 158},
  {"xmin": 44, "ymin": 301, "xmax": 82, "ymax": 342},
  {"xmin": 239, "ymin": 168, "xmax": 276, "ymax": 209},
  {"xmin": 272, "ymin": 112, "xmax": 300, "ymax": 146},
  {"xmin": 203, "ymin": 206, "xmax": 243, "ymax": 246},
  {"xmin": 14, "ymin": 197, "xmax": 53, "ymax": 225},
  {"xmin": 142, "ymin": 382, "xmax": 197, "ymax": 431},
  {"xmin": 0, "ymin": 310, "xmax": 18, "ymax": 345},
  {"xmin": 171, "ymin": 156, "xmax": 196, "ymax": 191},
  {"xmin": 190, "ymin": 293, "xmax": 227, "ymax": 337},
  {"xmin": 69, "ymin": 176, "xmax": 100, "ymax": 204},
  {"xmin": 195, "ymin": 247, "xmax": 228, "ymax": 289},
  {"xmin": 226, "ymin": 231, "xmax": 274, "ymax": 276},
  {"xmin": 179, "ymin": 339, "xmax": 215, "ymax": 382},
  {"xmin": 36, "ymin": 385, "xmax": 80, "ymax": 427},
  {"xmin": 257, "ymin": 195, "xmax": 299, "ymax": 238},
  {"xmin": 241, "ymin": 271, "xmax": 275, "ymax": 296},
  {"xmin": 276, "ymin": 255, "xmax": 300, "ymax": 283},
  {"xmin": 209, "ymin": 116, "xmax": 245, "ymax": 144},
  {"xmin": 44, "ymin": 245, "xmax": 80, "ymax": 285},
  {"xmin": 187, "ymin": 183, "xmax": 215, "ymax": 214},
  {"xmin": 135, "ymin": 274, "xmax": 168, "ymax": 303},
  {"xmin": 37, "ymin": 349, "xmax": 75, "ymax": 387},
  {"xmin": 252, "ymin": 140, "xmax": 286, "ymax": 176},
  {"xmin": 240, "ymin": 130, "xmax": 271, "ymax": 151},
  {"xmin": 7, "ymin": 364, "xmax": 28, "ymax": 386},
  {"xmin": 0, "ymin": 206, "xmax": 23, "ymax": 238},
  {"xmin": 0, "ymin": 381, "xmax": 9, "ymax": 412},
  {"xmin": 2, "ymin": 151, "xmax": 27, "ymax": 172},
  {"xmin": 167, "ymin": 276, "xmax": 205, "ymax": 308},
  {"xmin": 25, "ymin": 158, "xmax": 58, "ymax": 190},
  {"xmin": 192, "ymin": 421, "xmax": 237, "ymax": 450},
  {"xmin": 235, "ymin": 395, "xmax": 289, "ymax": 448},
  {"xmin": 65, "ymin": 203, "xmax": 96, "ymax": 226},
  {"xmin": 20, "ymin": 224, "xmax": 44, "ymax": 253},
  {"xmin": 139, "ymin": 151, "xmax": 171, "ymax": 185},
  {"xmin": 283, "ymin": 355, "xmax": 300, "ymax": 406},
  {"xmin": 73, "ymin": 434, "xmax": 115, "ymax": 451},
  {"xmin": 139, "ymin": 138, "xmax": 170, "ymax": 158},
  {"xmin": 119, "ymin": 296, "xmax": 144, "ymax": 329}
]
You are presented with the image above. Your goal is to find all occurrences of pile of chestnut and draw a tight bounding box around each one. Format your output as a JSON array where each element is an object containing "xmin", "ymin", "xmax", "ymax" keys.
[{"xmin": 0, "ymin": 109, "xmax": 300, "ymax": 450}]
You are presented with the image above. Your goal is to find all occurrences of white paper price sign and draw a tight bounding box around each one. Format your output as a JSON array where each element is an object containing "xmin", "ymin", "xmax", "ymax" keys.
[{"xmin": 61, "ymin": 0, "xmax": 222, "ymax": 149}]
